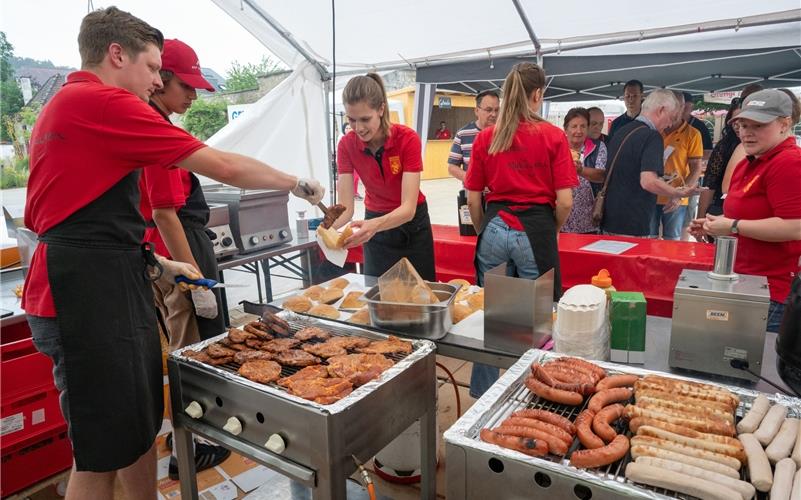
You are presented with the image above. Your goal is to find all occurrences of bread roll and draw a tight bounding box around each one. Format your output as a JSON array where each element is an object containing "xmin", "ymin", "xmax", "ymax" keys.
[
  {"xmin": 283, "ymin": 295, "xmax": 312, "ymax": 313},
  {"xmin": 319, "ymin": 287, "xmax": 344, "ymax": 304},
  {"xmin": 328, "ymin": 277, "xmax": 349, "ymax": 289},
  {"xmin": 467, "ymin": 290, "xmax": 484, "ymax": 311},
  {"xmin": 303, "ymin": 285, "xmax": 325, "ymax": 301},
  {"xmin": 448, "ymin": 278, "xmax": 471, "ymax": 291},
  {"xmin": 348, "ymin": 307, "xmax": 371, "ymax": 325},
  {"xmin": 307, "ymin": 304, "xmax": 340, "ymax": 319},
  {"xmin": 340, "ymin": 291, "xmax": 366, "ymax": 309},
  {"xmin": 316, "ymin": 224, "xmax": 352, "ymax": 249},
  {"xmin": 453, "ymin": 303, "xmax": 473, "ymax": 323}
]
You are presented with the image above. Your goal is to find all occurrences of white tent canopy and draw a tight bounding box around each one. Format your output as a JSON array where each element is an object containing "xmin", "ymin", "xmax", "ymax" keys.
[{"xmin": 205, "ymin": 0, "xmax": 800, "ymax": 205}]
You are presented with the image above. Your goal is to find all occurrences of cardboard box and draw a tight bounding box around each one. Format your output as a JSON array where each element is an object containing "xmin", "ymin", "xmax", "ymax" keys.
[{"xmin": 609, "ymin": 292, "xmax": 647, "ymax": 364}]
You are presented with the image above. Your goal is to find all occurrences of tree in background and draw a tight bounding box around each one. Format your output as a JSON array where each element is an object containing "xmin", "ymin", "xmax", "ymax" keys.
[
  {"xmin": 224, "ymin": 55, "xmax": 284, "ymax": 92},
  {"xmin": 1, "ymin": 32, "xmax": 24, "ymax": 142},
  {"xmin": 182, "ymin": 99, "xmax": 228, "ymax": 141}
]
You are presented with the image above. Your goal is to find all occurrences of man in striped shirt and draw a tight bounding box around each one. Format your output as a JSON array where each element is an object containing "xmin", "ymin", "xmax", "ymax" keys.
[{"xmin": 448, "ymin": 90, "xmax": 500, "ymax": 182}]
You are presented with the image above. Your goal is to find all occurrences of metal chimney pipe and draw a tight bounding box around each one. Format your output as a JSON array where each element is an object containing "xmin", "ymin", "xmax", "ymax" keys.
[{"xmin": 708, "ymin": 236, "xmax": 739, "ymax": 280}]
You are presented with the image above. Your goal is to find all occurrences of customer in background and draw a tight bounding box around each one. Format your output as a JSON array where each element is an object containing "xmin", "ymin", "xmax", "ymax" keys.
[
  {"xmin": 682, "ymin": 92, "xmax": 713, "ymax": 158},
  {"xmin": 560, "ymin": 107, "xmax": 607, "ymax": 234},
  {"xmin": 720, "ymin": 84, "xmax": 765, "ymax": 197},
  {"xmin": 608, "ymin": 79, "xmax": 644, "ymax": 139},
  {"xmin": 435, "ymin": 121, "xmax": 452, "ymax": 140},
  {"xmin": 690, "ymin": 89, "xmax": 801, "ymax": 333},
  {"xmin": 138, "ymin": 38, "xmax": 231, "ymax": 480},
  {"xmin": 447, "ymin": 89, "xmax": 500, "ymax": 182},
  {"xmin": 333, "ymin": 73, "xmax": 435, "ymax": 280},
  {"xmin": 464, "ymin": 62, "xmax": 578, "ymax": 398},
  {"xmin": 587, "ymin": 106, "xmax": 608, "ymax": 143},
  {"xmin": 599, "ymin": 90, "xmax": 700, "ymax": 237},
  {"xmin": 653, "ymin": 91, "xmax": 703, "ymax": 240},
  {"xmin": 698, "ymin": 98, "xmax": 743, "ymax": 217}
]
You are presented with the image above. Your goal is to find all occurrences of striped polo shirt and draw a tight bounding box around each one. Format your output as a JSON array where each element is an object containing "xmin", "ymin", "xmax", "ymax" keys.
[{"xmin": 448, "ymin": 121, "xmax": 482, "ymax": 171}]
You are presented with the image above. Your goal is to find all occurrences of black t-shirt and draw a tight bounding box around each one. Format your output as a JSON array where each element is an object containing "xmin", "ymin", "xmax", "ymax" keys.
[
  {"xmin": 601, "ymin": 120, "xmax": 664, "ymax": 236},
  {"xmin": 608, "ymin": 113, "xmax": 638, "ymax": 140},
  {"xmin": 689, "ymin": 116, "xmax": 713, "ymax": 151}
]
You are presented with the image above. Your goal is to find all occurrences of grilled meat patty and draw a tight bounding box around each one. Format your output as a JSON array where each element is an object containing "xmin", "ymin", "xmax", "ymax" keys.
[
  {"xmin": 302, "ymin": 341, "xmax": 347, "ymax": 358},
  {"xmin": 277, "ymin": 365, "xmax": 330, "ymax": 388},
  {"xmin": 357, "ymin": 335, "xmax": 413, "ymax": 355},
  {"xmin": 234, "ymin": 350, "xmax": 274, "ymax": 364},
  {"xmin": 275, "ymin": 349, "xmax": 321, "ymax": 367},
  {"xmin": 293, "ymin": 327, "xmax": 332, "ymax": 342},
  {"xmin": 261, "ymin": 338, "xmax": 302, "ymax": 353},
  {"xmin": 326, "ymin": 353, "xmax": 394, "ymax": 386},
  {"xmin": 238, "ymin": 360, "xmax": 282, "ymax": 384}
]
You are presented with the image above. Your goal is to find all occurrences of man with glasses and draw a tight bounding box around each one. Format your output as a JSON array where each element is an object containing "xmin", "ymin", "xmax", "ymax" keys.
[
  {"xmin": 608, "ymin": 79, "xmax": 644, "ymax": 140},
  {"xmin": 448, "ymin": 89, "xmax": 500, "ymax": 182}
]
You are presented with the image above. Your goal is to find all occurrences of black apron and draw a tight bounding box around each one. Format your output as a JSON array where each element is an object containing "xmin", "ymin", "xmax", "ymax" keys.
[
  {"xmin": 41, "ymin": 171, "xmax": 163, "ymax": 472},
  {"xmin": 474, "ymin": 201, "xmax": 563, "ymax": 301},
  {"xmin": 364, "ymin": 201, "xmax": 436, "ymax": 281},
  {"xmin": 177, "ymin": 172, "xmax": 225, "ymax": 340}
]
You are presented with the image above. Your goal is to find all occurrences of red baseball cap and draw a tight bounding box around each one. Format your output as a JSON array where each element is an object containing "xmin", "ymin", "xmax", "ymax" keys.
[{"xmin": 160, "ymin": 39, "xmax": 215, "ymax": 92}]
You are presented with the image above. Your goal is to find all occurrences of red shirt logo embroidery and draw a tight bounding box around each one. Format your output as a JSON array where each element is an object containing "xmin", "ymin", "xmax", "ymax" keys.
[{"xmin": 389, "ymin": 156, "xmax": 402, "ymax": 175}]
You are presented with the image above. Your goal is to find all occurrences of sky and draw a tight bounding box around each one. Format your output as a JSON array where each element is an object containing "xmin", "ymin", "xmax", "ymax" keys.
[{"xmin": 0, "ymin": 0, "xmax": 276, "ymax": 76}]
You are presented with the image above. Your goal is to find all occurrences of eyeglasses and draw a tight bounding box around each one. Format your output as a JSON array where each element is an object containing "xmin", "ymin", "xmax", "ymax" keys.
[{"xmin": 477, "ymin": 106, "xmax": 500, "ymax": 114}]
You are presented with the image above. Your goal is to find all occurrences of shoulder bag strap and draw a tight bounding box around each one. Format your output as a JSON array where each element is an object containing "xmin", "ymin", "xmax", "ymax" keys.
[{"xmin": 598, "ymin": 124, "xmax": 648, "ymax": 194}]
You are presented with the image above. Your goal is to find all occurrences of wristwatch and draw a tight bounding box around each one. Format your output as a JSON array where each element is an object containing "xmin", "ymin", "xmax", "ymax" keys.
[{"xmin": 730, "ymin": 219, "xmax": 740, "ymax": 234}]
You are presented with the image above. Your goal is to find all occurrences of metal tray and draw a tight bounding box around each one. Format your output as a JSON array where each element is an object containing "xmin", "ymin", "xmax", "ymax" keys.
[
  {"xmin": 445, "ymin": 348, "xmax": 801, "ymax": 500},
  {"xmin": 362, "ymin": 281, "xmax": 458, "ymax": 340}
]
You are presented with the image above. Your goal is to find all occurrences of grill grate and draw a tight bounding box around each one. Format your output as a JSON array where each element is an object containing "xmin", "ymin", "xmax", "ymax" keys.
[{"xmin": 212, "ymin": 316, "xmax": 412, "ymax": 398}]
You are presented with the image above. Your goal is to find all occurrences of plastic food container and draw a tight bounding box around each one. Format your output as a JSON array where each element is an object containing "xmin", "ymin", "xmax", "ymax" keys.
[{"xmin": 362, "ymin": 282, "xmax": 458, "ymax": 340}]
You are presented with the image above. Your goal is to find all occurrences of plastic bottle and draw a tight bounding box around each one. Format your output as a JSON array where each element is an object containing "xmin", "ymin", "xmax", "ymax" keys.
[{"xmin": 591, "ymin": 269, "xmax": 616, "ymax": 300}]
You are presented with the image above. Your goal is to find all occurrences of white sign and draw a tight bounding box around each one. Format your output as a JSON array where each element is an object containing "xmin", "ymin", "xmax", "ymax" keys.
[
  {"xmin": 703, "ymin": 91, "xmax": 741, "ymax": 105},
  {"xmin": 227, "ymin": 104, "xmax": 253, "ymax": 122}
]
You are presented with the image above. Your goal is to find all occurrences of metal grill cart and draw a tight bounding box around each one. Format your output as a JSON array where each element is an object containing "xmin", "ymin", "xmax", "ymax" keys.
[
  {"xmin": 168, "ymin": 312, "xmax": 437, "ymax": 500},
  {"xmin": 445, "ymin": 349, "xmax": 801, "ymax": 499}
]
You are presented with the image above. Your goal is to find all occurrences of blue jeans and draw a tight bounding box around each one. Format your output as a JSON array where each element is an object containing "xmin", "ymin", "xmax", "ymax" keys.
[
  {"xmin": 767, "ymin": 300, "xmax": 786, "ymax": 333},
  {"xmin": 470, "ymin": 216, "xmax": 540, "ymax": 398},
  {"xmin": 653, "ymin": 204, "xmax": 687, "ymax": 240}
]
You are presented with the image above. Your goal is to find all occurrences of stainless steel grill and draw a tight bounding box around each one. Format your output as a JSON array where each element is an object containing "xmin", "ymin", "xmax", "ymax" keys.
[
  {"xmin": 445, "ymin": 349, "xmax": 801, "ymax": 500},
  {"xmin": 168, "ymin": 312, "xmax": 437, "ymax": 500}
]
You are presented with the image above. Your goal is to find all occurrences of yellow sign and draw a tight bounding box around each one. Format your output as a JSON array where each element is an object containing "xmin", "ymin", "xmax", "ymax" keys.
[{"xmin": 389, "ymin": 156, "xmax": 402, "ymax": 175}]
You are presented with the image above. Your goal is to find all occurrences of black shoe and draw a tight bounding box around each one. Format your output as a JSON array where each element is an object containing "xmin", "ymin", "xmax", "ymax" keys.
[{"xmin": 168, "ymin": 443, "xmax": 231, "ymax": 480}]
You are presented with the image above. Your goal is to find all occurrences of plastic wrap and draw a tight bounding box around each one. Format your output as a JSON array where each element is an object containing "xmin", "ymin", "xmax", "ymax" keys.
[{"xmin": 378, "ymin": 257, "xmax": 438, "ymax": 304}]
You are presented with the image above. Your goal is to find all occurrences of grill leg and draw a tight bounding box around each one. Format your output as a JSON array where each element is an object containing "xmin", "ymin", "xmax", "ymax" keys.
[
  {"xmin": 311, "ymin": 463, "xmax": 347, "ymax": 500},
  {"xmin": 174, "ymin": 422, "xmax": 199, "ymax": 499},
  {"xmin": 420, "ymin": 385, "xmax": 437, "ymax": 499}
]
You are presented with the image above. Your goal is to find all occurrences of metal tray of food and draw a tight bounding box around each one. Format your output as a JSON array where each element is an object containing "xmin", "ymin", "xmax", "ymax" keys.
[
  {"xmin": 445, "ymin": 348, "xmax": 801, "ymax": 500},
  {"xmin": 362, "ymin": 281, "xmax": 458, "ymax": 340}
]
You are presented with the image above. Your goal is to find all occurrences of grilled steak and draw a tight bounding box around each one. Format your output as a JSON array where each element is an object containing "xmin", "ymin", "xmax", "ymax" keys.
[
  {"xmin": 275, "ymin": 349, "xmax": 321, "ymax": 367},
  {"xmin": 302, "ymin": 341, "xmax": 347, "ymax": 358},
  {"xmin": 321, "ymin": 204, "xmax": 346, "ymax": 229},
  {"xmin": 293, "ymin": 327, "xmax": 332, "ymax": 342},
  {"xmin": 227, "ymin": 327, "xmax": 255, "ymax": 344},
  {"xmin": 234, "ymin": 350, "xmax": 274, "ymax": 364},
  {"xmin": 357, "ymin": 335, "xmax": 413, "ymax": 355},
  {"xmin": 261, "ymin": 338, "xmax": 301, "ymax": 353},
  {"xmin": 277, "ymin": 365, "xmax": 330, "ymax": 388},
  {"xmin": 207, "ymin": 343, "xmax": 237, "ymax": 358},
  {"xmin": 326, "ymin": 353, "xmax": 394, "ymax": 386},
  {"xmin": 326, "ymin": 336, "xmax": 371, "ymax": 350},
  {"xmin": 287, "ymin": 377, "xmax": 353, "ymax": 404},
  {"xmin": 238, "ymin": 360, "xmax": 282, "ymax": 384},
  {"xmin": 244, "ymin": 322, "xmax": 274, "ymax": 340}
]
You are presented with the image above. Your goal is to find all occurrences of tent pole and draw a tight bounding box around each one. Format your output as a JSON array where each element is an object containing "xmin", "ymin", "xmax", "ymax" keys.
[
  {"xmin": 323, "ymin": 78, "xmax": 336, "ymax": 206},
  {"xmin": 510, "ymin": 0, "xmax": 541, "ymax": 54},
  {"xmin": 242, "ymin": 0, "xmax": 329, "ymax": 80}
]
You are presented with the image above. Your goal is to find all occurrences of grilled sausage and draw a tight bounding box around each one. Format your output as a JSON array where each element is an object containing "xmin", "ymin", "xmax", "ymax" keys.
[
  {"xmin": 624, "ymin": 404, "xmax": 735, "ymax": 436},
  {"xmin": 540, "ymin": 363, "xmax": 596, "ymax": 394},
  {"xmin": 634, "ymin": 378, "xmax": 738, "ymax": 411},
  {"xmin": 502, "ymin": 417, "xmax": 573, "ymax": 447},
  {"xmin": 755, "ymin": 404, "xmax": 788, "ymax": 446},
  {"xmin": 524, "ymin": 376, "xmax": 583, "ymax": 406},
  {"xmin": 595, "ymin": 374, "xmax": 639, "ymax": 391},
  {"xmin": 549, "ymin": 357, "xmax": 606, "ymax": 383},
  {"xmin": 767, "ymin": 418, "xmax": 800, "ymax": 464},
  {"xmin": 739, "ymin": 433, "xmax": 773, "ymax": 492},
  {"xmin": 569, "ymin": 434, "xmax": 628, "ymax": 469},
  {"xmin": 480, "ymin": 428, "xmax": 548, "ymax": 457},
  {"xmin": 492, "ymin": 425, "xmax": 568, "ymax": 456},
  {"xmin": 771, "ymin": 457, "xmax": 795, "ymax": 500},
  {"xmin": 630, "ymin": 444, "xmax": 740, "ymax": 479},
  {"xmin": 636, "ymin": 425, "xmax": 745, "ymax": 463},
  {"xmin": 625, "ymin": 462, "xmax": 741, "ymax": 500},
  {"xmin": 635, "ymin": 388, "xmax": 732, "ymax": 414},
  {"xmin": 737, "ymin": 394, "xmax": 770, "ymax": 434},
  {"xmin": 588, "ymin": 387, "xmax": 634, "ymax": 413},
  {"xmin": 592, "ymin": 404, "xmax": 625, "ymax": 443},
  {"xmin": 510, "ymin": 408, "xmax": 576, "ymax": 435},
  {"xmin": 635, "ymin": 395, "xmax": 733, "ymax": 424},
  {"xmin": 531, "ymin": 364, "xmax": 592, "ymax": 396},
  {"xmin": 630, "ymin": 435, "xmax": 741, "ymax": 470},
  {"xmin": 628, "ymin": 417, "xmax": 743, "ymax": 448},
  {"xmin": 635, "ymin": 457, "xmax": 755, "ymax": 500},
  {"xmin": 576, "ymin": 409, "xmax": 605, "ymax": 449}
]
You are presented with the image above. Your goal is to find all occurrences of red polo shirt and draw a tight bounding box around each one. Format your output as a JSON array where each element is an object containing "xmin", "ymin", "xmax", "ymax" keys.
[
  {"xmin": 724, "ymin": 136, "xmax": 801, "ymax": 303},
  {"xmin": 337, "ymin": 123, "xmax": 425, "ymax": 213},
  {"xmin": 23, "ymin": 71, "xmax": 205, "ymax": 317},
  {"xmin": 464, "ymin": 119, "xmax": 578, "ymax": 229},
  {"xmin": 140, "ymin": 166, "xmax": 192, "ymax": 257}
]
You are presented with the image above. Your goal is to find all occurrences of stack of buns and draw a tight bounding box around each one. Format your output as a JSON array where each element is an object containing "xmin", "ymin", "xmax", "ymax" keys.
[
  {"xmin": 282, "ymin": 277, "xmax": 352, "ymax": 319},
  {"xmin": 317, "ymin": 224, "xmax": 353, "ymax": 250},
  {"xmin": 448, "ymin": 279, "xmax": 483, "ymax": 324}
]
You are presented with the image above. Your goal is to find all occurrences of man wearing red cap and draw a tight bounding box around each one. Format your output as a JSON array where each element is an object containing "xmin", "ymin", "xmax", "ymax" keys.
[{"xmin": 139, "ymin": 38, "xmax": 230, "ymax": 479}]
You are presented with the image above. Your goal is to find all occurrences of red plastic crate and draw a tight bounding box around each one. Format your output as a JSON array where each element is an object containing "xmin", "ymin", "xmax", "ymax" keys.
[{"xmin": 1, "ymin": 424, "xmax": 72, "ymax": 496}]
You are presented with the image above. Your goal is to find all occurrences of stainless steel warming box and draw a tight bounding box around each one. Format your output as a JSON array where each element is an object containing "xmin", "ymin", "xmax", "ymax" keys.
[
  {"xmin": 205, "ymin": 203, "xmax": 238, "ymax": 260},
  {"xmin": 203, "ymin": 185, "xmax": 292, "ymax": 254},
  {"xmin": 445, "ymin": 349, "xmax": 801, "ymax": 500},
  {"xmin": 168, "ymin": 312, "xmax": 437, "ymax": 500}
]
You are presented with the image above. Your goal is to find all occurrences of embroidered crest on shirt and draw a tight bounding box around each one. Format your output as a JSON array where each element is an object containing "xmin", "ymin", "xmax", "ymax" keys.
[{"xmin": 389, "ymin": 156, "xmax": 402, "ymax": 175}]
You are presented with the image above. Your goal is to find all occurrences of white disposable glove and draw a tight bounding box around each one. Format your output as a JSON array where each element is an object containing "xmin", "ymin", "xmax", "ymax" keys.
[
  {"xmin": 155, "ymin": 256, "xmax": 203, "ymax": 291},
  {"xmin": 190, "ymin": 289, "xmax": 219, "ymax": 319},
  {"xmin": 291, "ymin": 178, "xmax": 325, "ymax": 205}
]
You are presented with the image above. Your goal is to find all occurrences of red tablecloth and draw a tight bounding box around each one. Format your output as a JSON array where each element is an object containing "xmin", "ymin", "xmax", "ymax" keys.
[{"xmin": 343, "ymin": 224, "xmax": 715, "ymax": 317}]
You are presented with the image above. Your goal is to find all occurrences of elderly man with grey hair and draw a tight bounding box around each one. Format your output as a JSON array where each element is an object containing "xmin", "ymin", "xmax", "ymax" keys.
[{"xmin": 599, "ymin": 89, "xmax": 701, "ymax": 237}]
